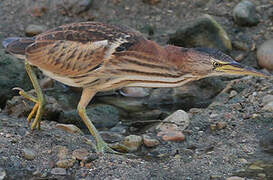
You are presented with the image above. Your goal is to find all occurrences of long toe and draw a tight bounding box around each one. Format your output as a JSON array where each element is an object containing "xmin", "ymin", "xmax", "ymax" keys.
[{"xmin": 96, "ymin": 141, "xmax": 123, "ymax": 155}]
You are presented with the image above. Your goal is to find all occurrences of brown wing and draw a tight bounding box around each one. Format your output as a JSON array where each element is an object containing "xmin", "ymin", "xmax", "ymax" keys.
[{"xmin": 26, "ymin": 21, "xmax": 146, "ymax": 76}]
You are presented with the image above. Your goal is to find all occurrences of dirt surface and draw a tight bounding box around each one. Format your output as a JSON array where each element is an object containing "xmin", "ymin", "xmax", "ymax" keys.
[{"xmin": 0, "ymin": 0, "xmax": 273, "ymax": 180}]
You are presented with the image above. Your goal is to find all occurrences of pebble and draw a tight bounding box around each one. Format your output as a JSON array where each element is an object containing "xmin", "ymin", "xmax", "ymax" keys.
[
  {"xmin": 0, "ymin": 168, "xmax": 7, "ymax": 180},
  {"xmin": 72, "ymin": 148, "xmax": 89, "ymax": 161},
  {"xmin": 121, "ymin": 135, "xmax": 143, "ymax": 152},
  {"xmin": 22, "ymin": 148, "xmax": 36, "ymax": 160},
  {"xmin": 50, "ymin": 168, "xmax": 67, "ymax": 175},
  {"xmin": 157, "ymin": 131, "xmax": 185, "ymax": 141},
  {"xmin": 232, "ymin": 0, "xmax": 259, "ymax": 26},
  {"xmin": 210, "ymin": 121, "xmax": 227, "ymax": 131},
  {"xmin": 119, "ymin": 87, "xmax": 150, "ymax": 97},
  {"xmin": 56, "ymin": 158, "xmax": 76, "ymax": 168},
  {"xmin": 257, "ymin": 39, "xmax": 273, "ymax": 71},
  {"xmin": 143, "ymin": 135, "xmax": 160, "ymax": 147},
  {"xmin": 56, "ymin": 123, "xmax": 83, "ymax": 134},
  {"xmin": 229, "ymin": 90, "xmax": 238, "ymax": 98},
  {"xmin": 163, "ymin": 110, "xmax": 190, "ymax": 130},
  {"xmin": 226, "ymin": 176, "xmax": 245, "ymax": 180},
  {"xmin": 25, "ymin": 24, "xmax": 47, "ymax": 36},
  {"xmin": 100, "ymin": 131, "xmax": 124, "ymax": 143}
]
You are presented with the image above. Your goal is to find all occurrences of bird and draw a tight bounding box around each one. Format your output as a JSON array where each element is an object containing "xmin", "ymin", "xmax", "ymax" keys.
[{"xmin": 2, "ymin": 21, "xmax": 269, "ymax": 154}]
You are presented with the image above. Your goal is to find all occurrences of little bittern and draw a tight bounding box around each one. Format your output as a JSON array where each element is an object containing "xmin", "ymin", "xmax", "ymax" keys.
[{"xmin": 2, "ymin": 22, "xmax": 269, "ymax": 153}]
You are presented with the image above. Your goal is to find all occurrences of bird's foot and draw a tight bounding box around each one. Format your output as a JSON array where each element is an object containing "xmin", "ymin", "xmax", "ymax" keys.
[
  {"xmin": 96, "ymin": 140, "xmax": 123, "ymax": 155},
  {"xmin": 13, "ymin": 87, "xmax": 44, "ymax": 130}
]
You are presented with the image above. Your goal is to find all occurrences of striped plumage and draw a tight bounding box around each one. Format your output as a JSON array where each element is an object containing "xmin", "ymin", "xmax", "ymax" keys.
[
  {"xmin": 5, "ymin": 22, "xmax": 203, "ymax": 91},
  {"xmin": 3, "ymin": 21, "xmax": 268, "ymax": 154}
]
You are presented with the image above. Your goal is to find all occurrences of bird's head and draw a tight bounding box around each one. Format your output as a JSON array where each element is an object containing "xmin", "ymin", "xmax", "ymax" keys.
[{"xmin": 182, "ymin": 48, "xmax": 269, "ymax": 78}]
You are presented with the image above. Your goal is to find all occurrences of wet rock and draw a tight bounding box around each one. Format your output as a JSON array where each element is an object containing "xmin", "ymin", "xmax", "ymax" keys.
[
  {"xmin": 0, "ymin": 50, "xmax": 27, "ymax": 109},
  {"xmin": 60, "ymin": 104, "xmax": 120, "ymax": 130},
  {"xmin": 119, "ymin": 87, "xmax": 150, "ymax": 97},
  {"xmin": 0, "ymin": 168, "xmax": 7, "ymax": 180},
  {"xmin": 233, "ymin": 0, "xmax": 259, "ymax": 26},
  {"xmin": 157, "ymin": 130, "xmax": 185, "ymax": 141},
  {"xmin": 119, "ymin": 135, "xmax": 143, "ymax": 152},
  {"xmin": 72, "ymin": 148, "xmax": 89, "ymax": 161},
  {"xmin": 168, "ymin": 14, "xmax": 232, "ymax": 52},
  {"xmin": 143, "ymin": 135, "xmax": 160, "ymax": 147},
  {"xmin": 56, "ymin": 124, "xmax": 83, "ymax": 134},
  {"xmin": 148, "ymin": 77, "xmax": 227, "ymax": 110},
  {"xmin": 22, "ymin": 148, "xmax": 36, "ymax": 160},
  {"xmin": 50, "ymin": 168, "xmax": 66, "ymax": 175},
  {"xmin": 163, "ymin": 110, "xmax": 190, "ymax": 130},
  {"xmin": 142, "ymin": 0, "xmax": 161, "ymax": 5},
  {"xmin": 25, "ymin": 24, "xmax": 47, "ymax": 37},
  {"xmin": 57, "ymin": 0, "xmax": 93, "ymax": 15},
  {"xmin": 257, "ymin": 39, "xmax": 273, "ymax": 71}
]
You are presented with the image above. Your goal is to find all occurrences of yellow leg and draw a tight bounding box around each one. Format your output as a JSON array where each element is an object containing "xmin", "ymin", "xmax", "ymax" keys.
[
  {"xmin": 14, "ymin": 61, "xmax": 45, "ymax": 130},
  {"xmin": 78, "ymin": 88, "xmax": 121, "ymax": 154}
]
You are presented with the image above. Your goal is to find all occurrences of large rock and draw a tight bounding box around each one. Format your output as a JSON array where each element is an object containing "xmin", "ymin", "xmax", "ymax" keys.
[
  {"xmin": 0, "ymin": 50, "xmax": 29, "ymax": 108},
  {"xmin": 59, "ymin": 104, "xmax": 120, "ymax": 130},
  {"xmin": 168, "ymin": 14, "xmax": 232, "ymax": 52},
  {"xmin": 233, "ymin": 0, "xmax": 259, "ymax": 26}
]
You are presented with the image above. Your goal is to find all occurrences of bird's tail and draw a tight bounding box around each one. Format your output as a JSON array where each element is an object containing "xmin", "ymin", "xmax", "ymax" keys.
[{"xmin": 2, "ymin": 37, "xmax": 35, "ymax": 59}]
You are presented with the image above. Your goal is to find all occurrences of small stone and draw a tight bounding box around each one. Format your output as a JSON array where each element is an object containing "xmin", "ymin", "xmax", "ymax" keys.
[
  {"xmin": 51, "ymin": 168, "xmax": 66, "ymax": 175},
  {"xmin": 33, "ymin": 169, "xmax": 42, "ymax": 176},
  {"xmin": 233, "ymin": 0, "xmax": 259, "ymax": 26},
  {"xmin": 210, "ymin": 124, "xmax": 217, "ymax": 131},
  {"xmin": 229, "ymin": 90, "xmax": 238, "ymax": 98},
  {"xmin": 239, "ymin": 158, "xmax": 248, "ymax": 164},
  {"xmin": 143, "ymin": 135, "xmax": 160, "ymax": 147},
  {"xmin": 163, "ymin": 110, "xmax": 190, "ymax": 130},
  {"xmin": 100, "ymin": 131, "xmax": 123, "ymax": 143},
  {"xmin": 262, "ymin": 95, "xmax": 273, "ymax": 105},
  {"xmin": 56, "ymin": 124, "xmax": 83, "ymax": 134},
  {"xmin": 257, "ymin": 173, "xmax": 266, "ymax": 178},
  {"xmin": 210, "ymin": 175, "xmax": 221, "ymax": 179},
  {"xmin": 257, "ymin": 39, "xmax": 273, "ymax": 71},
  {"xmin": 226, "ymin": 176, "xmax": 245, "ymax": 180},
  {"xmin": 142, "ymin": 0, "xmax": 160, "ymax": 5},
  {"xmin": 112, "ymin": 135, "xmax": 143, "ymax": 152},
  {"xmin": 56, "ymin": 158, "xmax": 76, "ymax": 168},
  {"xmin": 22, "ymin": 148, "xmax": 36, "ymax": 160},
  {"xmin": 216, "ymin": 121, "xmax": 227, "ymax": 130},
  {"xmin": 0, "ymin": 168, "xmax": 7, "ymax": 180},
  {"xmin": 72, "ymin": 148, "xmax": 89, "ymax": 161},
  {"xmin": 156, "ymin": 123, "xmax": 180, "ymax": 132},
  {"xmin": 157, "ymin": 131, "xmax": 185, "ymax": 141},
  {"xmin": 25, "ymin": 24, "xmax": 47, "ymax": 36},
  {"xmin": 262, "ymin": 102, "xmax": 273, "ymax": 112},
  {"xmin": 248, "ymin": 164, "xmax": 263, "ymax": 170},
  {"xmin": 119, "ymin": 87, "xmax": 150, "ymax": 97}
]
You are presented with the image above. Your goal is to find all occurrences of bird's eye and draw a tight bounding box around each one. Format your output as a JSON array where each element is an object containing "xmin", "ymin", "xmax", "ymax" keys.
[{"xmin": 213, "ymin": 62, "xmax": 221, "ymax": 68}]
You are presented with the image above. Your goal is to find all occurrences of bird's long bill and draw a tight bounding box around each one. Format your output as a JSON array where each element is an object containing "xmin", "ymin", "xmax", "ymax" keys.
[{"xmin": 219, "ymin": 62, "xmax": 270, "ymax": 77}]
